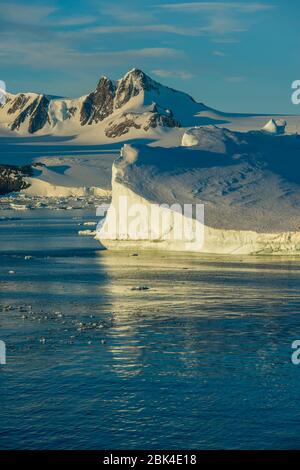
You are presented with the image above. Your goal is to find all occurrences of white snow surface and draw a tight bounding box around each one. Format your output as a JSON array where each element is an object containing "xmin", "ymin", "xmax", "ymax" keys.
[{"xmin": 22, "ymin": 155, "xmax": 112, "ymax": 198}]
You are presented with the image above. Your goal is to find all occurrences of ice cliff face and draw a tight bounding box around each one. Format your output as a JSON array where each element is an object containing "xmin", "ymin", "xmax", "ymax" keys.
[
  {"xmin": 0, "ymin": 69, "xmax": 194, "ymax": 136},
  {"xmin": 97, "ymin": 126, "xmax": 300, "ymax": 254}
]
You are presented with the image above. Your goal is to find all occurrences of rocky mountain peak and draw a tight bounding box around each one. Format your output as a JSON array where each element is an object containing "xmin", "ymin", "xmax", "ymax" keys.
[
  {"xmin": 126, "ymin": 68, "xmax": 159, "ymax": 89},
  {"xmin": 96, "ymin": 75, "xmax": 114, "ymax": 90},
  {"xmin": 114, "ymin": 68, "xmax": 160, "ymax": 110},
  {"xmin": 124, "ymin": 68, "xmax": 153, "ymax": 83},
  {"xmin": 80, "ymin": 76, "xmax": 116, "ymax": 125}
]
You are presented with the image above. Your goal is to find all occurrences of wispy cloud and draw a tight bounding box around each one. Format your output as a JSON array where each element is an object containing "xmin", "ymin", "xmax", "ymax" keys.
[
  {"xmin": 151, "ymin": 69, "xmax": 195, "ymax": 79},
  {"xmin": 158, "ymin": 2, "xmax": 275, "ymax": 37},
  {"xmin": 213, "ymin": 50, "xmax": 228, "ymax": 57},
  {"xmin": 99, "ymin": 4, "xmax": 155, "ymax": 24},
  {"xmin": 1, "ymin": 1, "xmax": 98, "ymax": 28},
  {"xmin": 159, "ymin": 2, "xmax": 275, "ymax": 13},
  {"xmin": 53, "ymin": 16, "xmax": 97, "ymax": 27},
  {"xmin": 86, "ymin": 24, "xmax": 205, "ymax": 36},
  {"xmin": 201, "ymin": 16, "xmax": 246, "ymax": 34},
  {"xmin": 1, "ymin": 2, "xmax": 56, "ymax": 25},
  {"xmin": 225, "ymin": 76, "xmax": 247, "ymax": 83},
  {"xmin": 110, "ymin": 47, "xmax": 181, "ymax": 59},
  {"xmin": 0, "ymin": 31, "xmax": 181, "ymax": 68},
  {"xmin": 85, "ymin": 20, "xmax": 244, "ymax": 37},
  {"xmin": 0, "ymin": 1, "xmax": 182, "ymax": 73},
  {"xmin": 212, "ymin": 37, "xmax": 240, "ymax": 43}
]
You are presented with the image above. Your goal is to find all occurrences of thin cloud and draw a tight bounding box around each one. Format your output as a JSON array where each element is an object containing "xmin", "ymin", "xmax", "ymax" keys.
[
  {"xmin": 85, "ymin": 20, "xmax": 244, "ymax": 37},
  {"xmin": 108, "ymin": 47, "xmax": 181, "ymax": 58},
  {"xmin": 159, "ymin": 3, "xmax": 275, "ymax": 13},
  {"xmin": 212, "ymin": 37, "xmax": 240, "ymax": 43},
  {"xmin": 151, "ymin": 69, "xmax": 195, "ymax": 79},
  {"xmin": 0, "ymin": 34, "xmax": 181, "ymax": 68},
  {"xmin": 202, "ymin": 16, "xmax": 246, "ymax": 34},
  {"xmin": 87, "ymin": 24, "xmax": 205, "ymax": 36},
  {"xmin": 53, "ymin": 16, "xmax": 97, "ymax": 27},
  {"xmin": 213, "ymin": 50, "xmax": 228, "ymax": 57},
  {"xmin": 1, "ymin": 2, "xmax": 56, "ymax": 25},
  {"xmin": 158, "ymin": 1, "xmax": 275, "ymax": 37},
  {"xmin": 225, "ymin": 76, "xmax": 247, "ymax": 83},
  {"xmin": 100, "ymin": 4, "xmax": 155, "ymax": 24}
]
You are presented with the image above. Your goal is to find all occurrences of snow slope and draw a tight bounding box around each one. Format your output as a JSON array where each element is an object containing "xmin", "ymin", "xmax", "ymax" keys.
[
  {"xmin": 97, "ymin": 126, "xmax": 300, "ymax": 254},
  {"xmin": 0, "ymin": 134, "xmax": 118, "ymax": 197},
  {"xmin": 22, "ymin": 155, "xmax": 113, "ymax": 198}
]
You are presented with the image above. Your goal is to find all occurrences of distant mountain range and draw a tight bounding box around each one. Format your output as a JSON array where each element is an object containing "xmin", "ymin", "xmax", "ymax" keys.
[
  {"xmin": 1, "ymin": 68, "xmax": 299, "ymax": 142},
  {"xmin": 0, "ymin": 68, "xmax": 209, "ymax": 137}
]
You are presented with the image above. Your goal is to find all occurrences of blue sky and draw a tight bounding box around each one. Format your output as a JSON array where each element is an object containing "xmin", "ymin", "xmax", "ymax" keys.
[{"xmin": 0, "ymin": 0, "xmax": 299, "ymax": 113}]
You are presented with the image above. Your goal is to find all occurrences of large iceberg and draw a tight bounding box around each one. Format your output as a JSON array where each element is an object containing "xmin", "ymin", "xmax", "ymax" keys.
[{"xmin": 96, "ymin": 126, "xmax": 300, "ymax": 254}]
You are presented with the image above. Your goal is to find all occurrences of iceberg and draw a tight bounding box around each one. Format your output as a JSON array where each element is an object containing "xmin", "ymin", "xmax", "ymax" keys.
[
  {"xmin": 96, "ymin": 126, "xmax": 300, "ymax": 254},
  {"xmin": 262, "ymin": 118, "xmax": 286, "ymax": 134}
]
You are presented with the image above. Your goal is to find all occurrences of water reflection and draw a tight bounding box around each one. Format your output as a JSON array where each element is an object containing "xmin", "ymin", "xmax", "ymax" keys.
[{"xmin": 96, "ymin": 251, "xmax": 300, "ymax": 381}]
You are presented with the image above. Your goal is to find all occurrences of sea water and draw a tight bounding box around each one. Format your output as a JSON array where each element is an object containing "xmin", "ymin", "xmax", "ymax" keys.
[{"xmin": 1, "ymin": 209, "xmax": 300, "ymax": 449}]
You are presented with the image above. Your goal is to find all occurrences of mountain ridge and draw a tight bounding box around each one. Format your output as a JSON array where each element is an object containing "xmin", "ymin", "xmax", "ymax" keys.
[
  {"xmin": 2, "ymin": 68, "xmax": 300, "ymax": 142},
  {"xmin": 0, "ymin": 68, "xmax": 204, "ymax": 136}
]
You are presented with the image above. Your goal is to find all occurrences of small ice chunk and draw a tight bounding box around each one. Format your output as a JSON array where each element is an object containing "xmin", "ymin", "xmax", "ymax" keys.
[
  {"xmin": 83, "ymin": 221, "xmax": 97, "ymax": 226},
  {"xmin": 131, "ymin": 286, "xmax": 150, "ymax": 291},
  {"xmin": 78, "ymin": 230, "xmax": 96, "ymax": 236}
]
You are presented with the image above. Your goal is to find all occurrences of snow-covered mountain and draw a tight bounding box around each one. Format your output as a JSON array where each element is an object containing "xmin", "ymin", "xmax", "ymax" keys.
[
  {"xmin": 2, "ymin": 68, "xmax": 300, "ymax": 143},
  {"xmin": 2, "ymin": 68, "xmax": 300, "ymax": 216},
  {"xmin": 0, "ymin": 68, "xmax": 205, "ymax": 138}
]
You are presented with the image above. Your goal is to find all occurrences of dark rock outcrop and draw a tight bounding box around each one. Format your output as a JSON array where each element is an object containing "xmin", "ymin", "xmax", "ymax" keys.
[
  {"xmin": 143, "ymin": 113, "xmax": 180, "ymax": 131},
  {"xmin": 28, "ymin": 95, "xmax": 50, "ymax": 133},
  {"xmin": 105, "ymin": 109, "xmax": 180, "ymax": 138},
  {"xmin": 0, "ymin": 164, "xmax": 33, "ymax": 195},
  {"xmin": 7, "ymin": 94, "xmax": 30, "ymax": 115},
  {"xmin": 80, "ymin": 77, "xmax": 116, "ymax": 125},
  {"xmin": 105, "ymin": 114, "xmax": 141, "ymax": 138},
  {"xmin": 11, "ymin": 95, "xmax": 50, "ymax": 133}
]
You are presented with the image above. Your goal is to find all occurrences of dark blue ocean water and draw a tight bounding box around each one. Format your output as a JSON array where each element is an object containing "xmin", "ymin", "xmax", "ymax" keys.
[{"xmin": 1, "ymin": 209, "xmax": 300, "ymax": 450}]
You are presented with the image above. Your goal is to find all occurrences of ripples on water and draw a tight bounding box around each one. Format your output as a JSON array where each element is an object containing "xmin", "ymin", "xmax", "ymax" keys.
[{"xmin": 1, "ymin": 210, "xmax": 300, "ymax": 449}]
